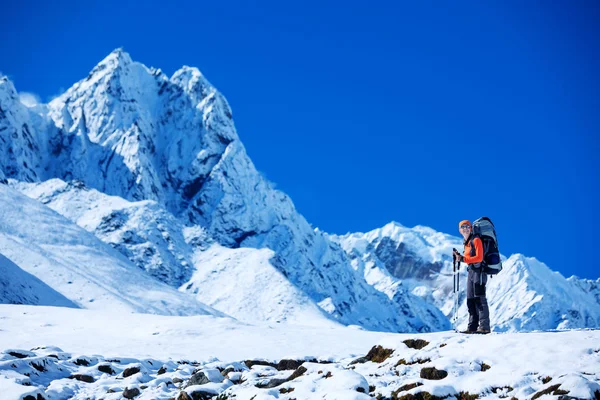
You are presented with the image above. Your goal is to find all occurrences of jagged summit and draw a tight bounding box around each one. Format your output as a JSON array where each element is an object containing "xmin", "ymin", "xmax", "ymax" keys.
[{"xmin": 0, "ymin": 51, "xmax": 451, "ymax": 332}]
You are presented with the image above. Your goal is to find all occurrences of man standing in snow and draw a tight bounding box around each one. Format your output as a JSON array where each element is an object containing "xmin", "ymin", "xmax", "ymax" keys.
[{"xmin": 453, "ymin": 220, "xmax": 491, "ymax": 334}]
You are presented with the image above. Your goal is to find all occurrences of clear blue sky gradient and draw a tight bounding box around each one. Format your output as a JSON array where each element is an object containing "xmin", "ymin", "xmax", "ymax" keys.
[{"xmin": 2, "ymin": 1, "xmax": 598, "ymax": 279}]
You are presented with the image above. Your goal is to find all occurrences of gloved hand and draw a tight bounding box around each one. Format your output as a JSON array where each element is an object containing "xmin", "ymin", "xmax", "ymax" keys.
[{"xmin": 453, "ymin": 249, "xmax": 464, "ymax": 263}]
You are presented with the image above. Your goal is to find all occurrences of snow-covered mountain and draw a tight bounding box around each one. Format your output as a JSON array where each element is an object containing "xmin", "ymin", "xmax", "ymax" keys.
[
  {"xmin": 1, "ymin": 49, "xmax": 598, "ymax": 333},
  {"xmin": 0, "ymin": 50, "xmax": 449, "ymax": 332},
  {"xmin": 332, "ymin": 222, "xmax": 600, "ymax": 331},
  {"xmin": 0, "ymin": 254, "xmax": 77, "ymax": 308}
]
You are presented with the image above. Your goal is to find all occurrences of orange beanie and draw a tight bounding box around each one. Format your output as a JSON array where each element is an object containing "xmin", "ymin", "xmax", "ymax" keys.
[{"xmin": 459, "ymin": 220, "xmax": 472, "ymax": 228}]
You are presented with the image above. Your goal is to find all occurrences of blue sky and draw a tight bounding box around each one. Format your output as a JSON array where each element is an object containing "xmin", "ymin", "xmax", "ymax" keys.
[{"xmin": 2, "ymin": 1, "xmax": 599, "ymax": 279}]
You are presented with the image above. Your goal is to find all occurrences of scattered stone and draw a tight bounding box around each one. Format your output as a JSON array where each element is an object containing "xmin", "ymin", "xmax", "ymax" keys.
[
  {"xmin": 177, "ymin": 391, "xmax": 192, "ymax": 400},
  {"xmin": 324, "ymin": 371, "xmax": 333, "ymax": 379},
  {"xmin": 69, "ymin": 374, "xmax": 95, "ymax": 383},
  {"xmin": 123, "ymin": 366, "xmax": 141, "ymax": 378},
  {"xmin": 74, "ymin": 358, "xmax": 90, "ymax": 366},
  {"xmin": 221, "ymin": 367, "xmax": 234, "ymax": 376},
  {"xmin": 244, "ymin": 360, "xmax": 276, "ymax": 369},
  {"xmin": 256, "ymin": 378, "xmax": 288, "ymax": 389},
  {"xmin": 393, "ymin": 382, "xmax": 424, "ymax": 396},
  {"xmin": 369, "ymin": 385, "xmax": 376, "ymax": 392},
  {"xmin": 173, "ymin": 377, "xmax": 184, "ymax": 384},
  {"xmin": 456, "ymin": 392, "xmax": 479, "ymax": 400},
  {"xmin": 123, "ymin": 387, "xmax": 141, "ymax": 399},
  {"xmin": 98, "ymin": 364, "xmax": 115, "ymax": 375},
  {"xmin": 188, "ymin": 389, "xmax": 217, "ymax": 400},
  {"xmin": 420, "ymin": 367, "xmax": 448, "ymax": 380},
  {"xmin": 531, "ymin": 384, "xmax": 569, "ymax": 400},
  {"xmin": 365, "ymin": 345, "xmax": 394, "ymax": 363},
  {"xmin": 480, "ymin": 363, "xmax": 491, "ymax": 372},
  {"xmin": 439, "ymin": 343, "xmax": 447, "ymax": 348},
  {"xmin": 394, "ymin": 392, "xmax": 447, "ymax": 400},
  {"xmin": 158, "ymin": 366, "xmax": 167, "ymax": 375},
  {"xmin": 279, "ymin": 387, "xmax": 295, "ymax": 394},
  {"xmin": 403, "ymin": 339, "xmax": 430, "ymax": 350},
  {"xmin": 22, "ymin": 395, "xmax": 45, "ymax": 400},
  {"xmin": 542, "ymin": 376, "xmax": 552, "ymax": 384},
  {"xmin": 287, "ymin": 366, "xmax": 307, "ymax": 381},
  {"xmin": 276, "ymin": 359, "xmax": 304, "ymax": 370},
  {"xmin": 349, "ymin": 356, "xmax": 369, "ymax": 365},
  {"xmin": 395, "ymin": 358, "xmax": 431, "ymax": 367},
  {"xmin": 185, "ymin": 371, "xmax": 210, "ymax": 387}
]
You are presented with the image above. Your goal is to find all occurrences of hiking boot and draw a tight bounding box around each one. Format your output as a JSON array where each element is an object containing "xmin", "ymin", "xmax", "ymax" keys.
[
  {"xmin": 460, "ymin": 330, "xmax": 476, "ymax": 334},
  {"xmin": 476, "ymin": 328, "xmax": 491, "ymax": 334}
]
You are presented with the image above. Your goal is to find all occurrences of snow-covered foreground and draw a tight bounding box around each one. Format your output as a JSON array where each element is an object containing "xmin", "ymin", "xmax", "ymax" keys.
[{"xmin": 1, "ymin": 305, "xmax": 599, "ymax": 400}]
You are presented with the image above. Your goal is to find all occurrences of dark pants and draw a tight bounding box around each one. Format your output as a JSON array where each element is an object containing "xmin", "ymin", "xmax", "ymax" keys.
[{"xmin": 466, "ymin": 267, "xmax": 490, "ymax": 331}]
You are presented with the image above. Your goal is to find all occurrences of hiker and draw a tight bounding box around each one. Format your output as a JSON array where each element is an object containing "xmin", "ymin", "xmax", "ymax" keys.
[{"xmin": 453, "ymin": 220, "xmax": 491, "ymax": 334}]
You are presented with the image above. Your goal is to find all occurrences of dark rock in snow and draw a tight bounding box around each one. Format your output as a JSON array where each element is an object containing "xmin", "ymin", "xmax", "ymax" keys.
[
  {"xmin": 69, "ymin": 374, "xmax": 95, "ymax": 383},
  {"xmin": 184, "ymin": 371, "xmax": 210, "ymax": 387},
  {"xmin": 420, "ymin": 367, "xmax": 448, "ymax": 380},
  {"xmin": 123, "ymin": 387, "xmax": 141, "ymax": 399},
  {"xmin": 123, "ymin": 366, "xmax": 141, "ymax": 378},
  {"xmin": 98, "ymin": 364, "xmax": 115, "ymax": 374}
]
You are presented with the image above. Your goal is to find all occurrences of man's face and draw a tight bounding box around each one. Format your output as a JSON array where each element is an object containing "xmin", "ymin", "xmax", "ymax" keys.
[{"xmin": 460, "ymin": 224, "xmax": 471, "ymax": 239}]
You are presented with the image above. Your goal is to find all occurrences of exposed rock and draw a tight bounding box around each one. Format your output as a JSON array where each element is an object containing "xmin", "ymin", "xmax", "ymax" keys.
[
  {"xmin": 394, "ymin": 392, "xmax": 447, "ymax": 400},
  {"xmin": 123, "ymin": 366, "xmax": 141, "ymax": 378},
  {"xmin": 185, "ymin": 371, "xmax": 210, "ymax": 387},
  {"xmin": 123, "ymin": 387, "xmax": 141, "ymax": 399},
  {"xmin": 98, "ymin": 364, "xmax": 115, "ymax": 374},
  {"xmin": 403, "ymin": 339, "xmax": 430, "ymax": 350},
  {"xmin": 69, "ymin": 374, "xmax": 95, "ymax": 383},
  {"xmin": 365, "ymin": 345, "xmax": 394, "ymax": 363},
  {"xmin": 392, "ymin": 382, "xmax": 423, "ymax": 397},
  {"xmin": 531, "ymin": 384, "xmax": 569, "ymax": 400},
  {"xmin": 420, "ymin": 367, "xmax": 448, "ymax": 380},
  {"xmin": 188, "ymin": 389, "xmax": 215, "ymax": 400},
  {"xmin": 176, "ymin": 392, "xmax": 192, "ymax": 400},
  {"xmin": 158, "ymin": 366, "xmax": 167, "ymax": 375}
]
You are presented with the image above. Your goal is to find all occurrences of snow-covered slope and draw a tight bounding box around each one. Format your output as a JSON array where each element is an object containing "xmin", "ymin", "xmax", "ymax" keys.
[
  {"xmin": 12, "ymin": 179, "xmax": 342, "ymax": 327},
  {"xmin": 333, "ymin": 222, "xmax": 600, "ymax": 332},
  {"xmin": 0, "ymin": 183, "xmax": 225, "ymax": 317},
  {"xmin": 1, "ymin": 50, "xmax": 449, "ymax": 332},
  {"xmin": 0, "ymin": 254, "xmax": 77, "ymax": 308},
  {"xmin": 12, "ymin": 178, "xmax": 202, "ymax": 287},
  {"xmin": 0, "ymin": 304, "xmax": 598, "ymax": 400}
]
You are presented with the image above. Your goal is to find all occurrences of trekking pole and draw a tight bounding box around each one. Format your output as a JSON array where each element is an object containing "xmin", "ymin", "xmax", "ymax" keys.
[
  {"xmin": 452, "ymin": 255, "xmax": 456, "ymax": 331},
  {"xmin": 452, "ymin": 248, "xmax": 460, "ymax": 332}
]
